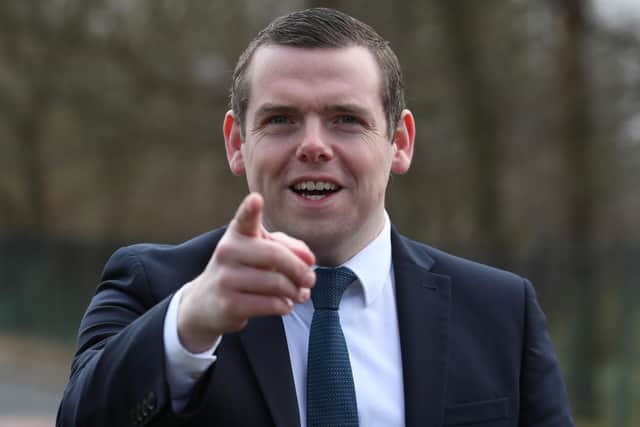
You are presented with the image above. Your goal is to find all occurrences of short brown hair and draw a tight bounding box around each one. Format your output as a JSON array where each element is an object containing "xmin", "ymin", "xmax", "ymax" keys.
[{"xmin": 230, "ymin": 8, "xmax": 405, "ymax": 139}]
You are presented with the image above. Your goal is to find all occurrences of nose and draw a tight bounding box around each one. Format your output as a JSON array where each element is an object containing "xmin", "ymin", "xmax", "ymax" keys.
[{"xmin": 295, "ymin": 120, "xmax": 333, "ymax": 163}]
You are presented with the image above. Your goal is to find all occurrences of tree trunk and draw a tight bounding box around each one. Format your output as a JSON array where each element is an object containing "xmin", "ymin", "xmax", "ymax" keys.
[
  {"xmin": 554, "ymin": 0, "xmax": 599, "ymax": 418},
  {"xmin": 434, "ymin": 0, "xmax": 508, "ymax": 267},
  {"xmin": 18, "ymin": 88, "xmax": 50, "ymax": 235}
]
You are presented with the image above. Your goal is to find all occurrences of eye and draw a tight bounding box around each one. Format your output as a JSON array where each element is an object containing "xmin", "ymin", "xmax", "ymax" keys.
[
  {"xmin": 336, "ymin": 115, "xmax": 358, "ymax": 125},
  {"xmin": 332, "ymin": 114, "xmax": 366, "ymax": 133},
  {"xmin": 255, "ymin": 114, "xmax": 299, "ymax": 136},
  {"xmin": 267, "ymin": 115, "xmax": 293, "ymax": 125}
]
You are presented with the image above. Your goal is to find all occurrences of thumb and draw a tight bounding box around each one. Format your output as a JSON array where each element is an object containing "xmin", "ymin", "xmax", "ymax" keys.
[{"xmin": 230, "ymin": 192, "xmax": 263, "ymax": 237}]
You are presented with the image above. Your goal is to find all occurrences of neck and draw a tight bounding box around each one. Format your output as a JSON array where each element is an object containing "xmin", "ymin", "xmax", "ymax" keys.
[{"xmin": 312, "ymin": 212, "xmax": 386, "ymax": 266}]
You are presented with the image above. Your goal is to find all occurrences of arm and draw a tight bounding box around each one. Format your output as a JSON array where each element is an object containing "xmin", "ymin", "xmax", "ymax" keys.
[
  {"xmin": 162, "ymin": 286, "xmax": 219, "ymax": 413},
  {"xmin": 57, "ymin": 193, "xmax": 315, "ymax": 426},
  {"xmin": 519, "ymin": 279, "xmax": 574, "ymax": 427},
  {"xmin": 57, "ymin": 246, "xmax": 177, "ymax": 427}
]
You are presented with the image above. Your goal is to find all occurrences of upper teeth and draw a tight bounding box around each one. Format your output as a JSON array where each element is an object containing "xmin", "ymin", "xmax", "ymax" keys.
[{"xmin": 294, "ymin": 181, "xmax": 337, "ymax": 191}]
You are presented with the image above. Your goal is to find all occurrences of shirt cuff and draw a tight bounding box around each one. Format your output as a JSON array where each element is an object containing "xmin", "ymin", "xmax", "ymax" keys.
[{"xmin": 163, "ymin": 285, "xmax": 221, "ymax": 413}]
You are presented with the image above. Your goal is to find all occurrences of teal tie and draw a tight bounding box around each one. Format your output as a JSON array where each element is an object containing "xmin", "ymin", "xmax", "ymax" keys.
[{"xmin": 306, "ymin": 267, "xmax": 359, "ymax": 427}]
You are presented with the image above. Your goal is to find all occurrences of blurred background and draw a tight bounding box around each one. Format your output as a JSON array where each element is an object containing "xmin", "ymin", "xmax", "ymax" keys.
[{"xmin": 0, "ymin": 0, "xmax": 638, "ymax": 425}]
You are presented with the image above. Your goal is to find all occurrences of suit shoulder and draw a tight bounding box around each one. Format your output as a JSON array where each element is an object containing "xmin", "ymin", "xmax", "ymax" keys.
[
  {"xmin": 108, "ymin": 227, "xmax": 226, "ymax": 268},
  {"xmin": 431, "ymin": 244, "xmax": 522, "ymax": 283},
  {"xmin": 395, "ymin": 232, "xmax": 527, "ymax": 294},
  {"xmin": 100, "ymin": 227, "xmax": 227, "ymax": 299}
]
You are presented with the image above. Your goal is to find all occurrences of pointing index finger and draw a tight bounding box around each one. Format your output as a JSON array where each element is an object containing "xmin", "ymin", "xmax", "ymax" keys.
[
  {"xmin": 266, "ymin": 231, "xmax": 316, "ymax": 267},
  {"xmin": 231, "ymin": 192, "xmax": 263, "ymax": 237}
]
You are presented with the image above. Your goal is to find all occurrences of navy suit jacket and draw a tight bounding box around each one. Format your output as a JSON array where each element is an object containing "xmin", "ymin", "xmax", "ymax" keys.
[{"xmin": 58, "ymin": 226, "xmax": 574, "ymax": 426}]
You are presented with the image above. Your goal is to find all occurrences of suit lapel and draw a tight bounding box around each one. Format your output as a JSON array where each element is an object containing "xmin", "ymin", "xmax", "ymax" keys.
[
  {"xmin": 234, "ymin": 227, "xmax": 450, "ymax": 427},
  {"xmin": 240, "ymin": 315, "xmax": 300, "ymax": 427},
  {"xmin": 392, "ymin": 228, "xmax": 451, "ymax": 427}
]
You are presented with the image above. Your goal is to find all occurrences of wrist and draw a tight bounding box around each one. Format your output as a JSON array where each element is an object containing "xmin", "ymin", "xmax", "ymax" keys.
[{"xmin": 177, "ymin": 282, "xmax": 222, "ymax": 353}]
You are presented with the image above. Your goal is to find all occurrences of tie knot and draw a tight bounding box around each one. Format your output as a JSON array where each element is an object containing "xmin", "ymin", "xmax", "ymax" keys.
[{"xmin": 311, "ymin": 267, "xmax": 357, "ymax": 310}]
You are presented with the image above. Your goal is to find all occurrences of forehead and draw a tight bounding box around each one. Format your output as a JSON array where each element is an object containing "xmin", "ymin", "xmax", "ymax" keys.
[{"xmin": 245, "ymin": 45, "xmax": 383, "ymax": 113}]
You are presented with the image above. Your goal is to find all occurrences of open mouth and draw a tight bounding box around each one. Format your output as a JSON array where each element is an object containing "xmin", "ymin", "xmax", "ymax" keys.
[{"xmin": 291, "ymin": 180, "xmax": 341, "ymax": 200}]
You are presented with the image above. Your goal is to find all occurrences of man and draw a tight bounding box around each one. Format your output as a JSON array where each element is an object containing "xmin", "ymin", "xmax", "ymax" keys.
[{"xmin": 58, "ymin": 8, "xmax": 574, "ymax": 427}]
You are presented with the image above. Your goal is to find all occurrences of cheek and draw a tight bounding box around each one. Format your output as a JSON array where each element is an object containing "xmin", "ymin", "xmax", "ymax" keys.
[
  {"xmin": 240, "ymin": 149, "xmax": 262, "ymax": 192},
  {"xmin": 362, "ymin": 147, "xmax": 393, "ymax": 181},
  {"xmin": 368, "ymin": 153, "xmax": 394, "ymax": 199},
  {"xmin": 244, "ymin": 146, "xmax": 290, "ymax": 188}
]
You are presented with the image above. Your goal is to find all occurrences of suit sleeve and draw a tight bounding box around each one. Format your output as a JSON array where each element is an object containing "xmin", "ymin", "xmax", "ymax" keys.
[
  {"xmin": 57, "ymin": 247, "xmax": 180, "ymax": 427},
  {"xmin": 519, "ymin": 279, "xmax": 575, "ymax": 427}
]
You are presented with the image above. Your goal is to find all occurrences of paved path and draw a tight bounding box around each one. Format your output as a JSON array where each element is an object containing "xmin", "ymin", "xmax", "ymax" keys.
[
  {"xmin": 0, "ymin": 417, "xmax": 51, "ymax": 427},
  {"xmin": 0, "ymin": 333, "xmax": 73, "ymax": 426}
]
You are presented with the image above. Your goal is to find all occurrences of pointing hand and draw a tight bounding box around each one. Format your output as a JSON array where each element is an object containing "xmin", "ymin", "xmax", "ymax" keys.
[{"xmin": 178, "ymin": 193, "xmax": 316, "ymax": 353}]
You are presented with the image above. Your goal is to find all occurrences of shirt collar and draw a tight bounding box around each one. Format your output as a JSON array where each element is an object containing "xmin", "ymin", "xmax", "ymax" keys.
[{"xmin": 339, "ymin": 211, "xmax": 392, "ymax": 306}]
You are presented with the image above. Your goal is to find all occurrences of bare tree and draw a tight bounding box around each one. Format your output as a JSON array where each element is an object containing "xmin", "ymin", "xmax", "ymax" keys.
[
  {"xmin": 554, "ymin": 0, "xmax": 600, "ymax": 418},
  {"xmin": 433, "ymin": 0, "xmax": 510, "ymax": 266}
]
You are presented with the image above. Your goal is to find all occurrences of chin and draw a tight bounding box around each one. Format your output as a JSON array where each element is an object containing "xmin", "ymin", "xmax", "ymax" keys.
[
  {"xmin": 290, "ymin": 226, "xmax": 340, "ymax": 245},
  {"xmin": 294, "ymin": 226, "xmax": 359, "ymax": 265},
  {"xmin": 284, "ymin": 221, "xmax": 341, "ymax": 242}
]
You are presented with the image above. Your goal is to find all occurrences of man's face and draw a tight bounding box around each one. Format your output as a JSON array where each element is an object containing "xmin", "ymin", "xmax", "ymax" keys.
[{"xmin": 224, "ymin": 45, "xmax": 414, "ymax": 265}]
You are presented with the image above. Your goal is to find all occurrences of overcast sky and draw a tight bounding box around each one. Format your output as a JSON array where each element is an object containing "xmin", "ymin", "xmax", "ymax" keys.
[{"xmin": 593, "ymin": 0, "xmax": 640, "ymax": 29}]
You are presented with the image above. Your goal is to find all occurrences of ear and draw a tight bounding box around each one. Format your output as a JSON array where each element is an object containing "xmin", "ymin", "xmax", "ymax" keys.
[
  {"xmin": 223, "ymin": 110, "xmax": 245, "ymax": 175},
  {"xmin": 390, "ymin": 109, "xmax": 415, "ymax": 174}
]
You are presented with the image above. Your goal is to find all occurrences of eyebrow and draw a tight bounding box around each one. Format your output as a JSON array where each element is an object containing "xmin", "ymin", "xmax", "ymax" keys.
[
  {"xmin": 253, "ymin": 102, "xmax": 374, "ymax": 128},
  {"xmin": 252, "ymin": 102, "xmax": 375, "ymax": 124},
  {"xmin": 252, "ymin": 104, "xmax": 299, "ymax": 123},
  {"xmin": 323, "ymin": 104, "xmax": 375, "ymax": 123}
]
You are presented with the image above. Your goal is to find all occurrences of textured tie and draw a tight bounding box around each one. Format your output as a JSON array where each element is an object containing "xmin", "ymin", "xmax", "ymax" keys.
[{"xmin": 307, "ymin": 267, "xmax": 359, "ymax": 427}]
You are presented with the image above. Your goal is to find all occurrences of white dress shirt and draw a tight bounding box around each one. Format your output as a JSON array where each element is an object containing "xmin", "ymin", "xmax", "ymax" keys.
[{"xmin": 163, "ymin": 213, "xmax": 405, "ymax": 426}]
